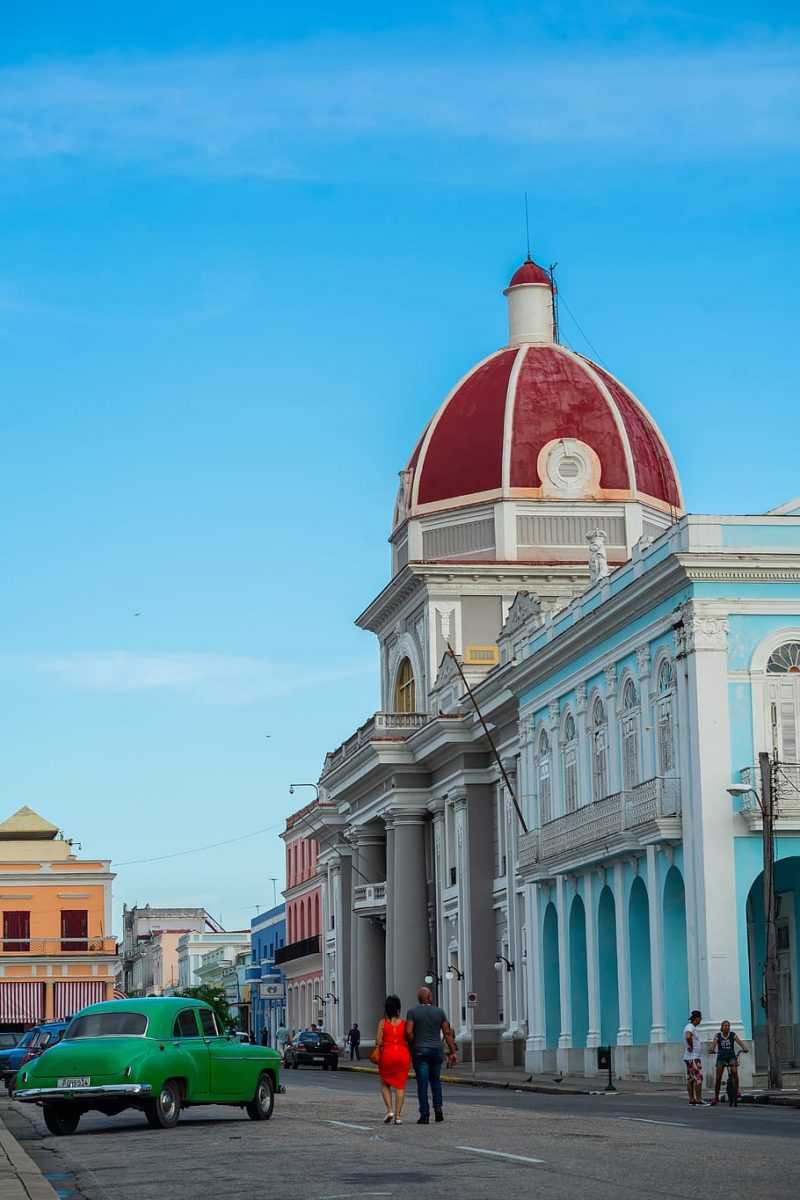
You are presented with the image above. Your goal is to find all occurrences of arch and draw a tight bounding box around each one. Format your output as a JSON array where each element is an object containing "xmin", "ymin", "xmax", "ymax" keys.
[
  {"xmin": 394, "ymin": 657, "xmax": 417, "ymax": 714},
  {"xmin": 542, "ymin": 901, "xmax": 561, "ymax": 1049},
  {"xmin": 628, "ymin": 876, "xmax": 652, "ymax": 1045},
  {"xmin": 569, "ymin": 895, "xmax": 589, "ymax": 1048},
  {"xmin": 746, "ymin": 856, "xmax": 800, "ymax": 1070},
  {"xmin": 597, "ymin": 885, "xmax": 619, "ymax": 1045},
  {"xmin": 390, "ymin": 632, "xmax": 425, "ymax": 714},
  {"xmin": 299, "ymin": 901, "xmax": 306, "ymax": 941},
  {"xmin": 314, "ymin": 891, "xmax": 320, "ymax": 935},
  {"xmin": 663, "ymin": 865, "xmax": 689, "ymax": 1040}
]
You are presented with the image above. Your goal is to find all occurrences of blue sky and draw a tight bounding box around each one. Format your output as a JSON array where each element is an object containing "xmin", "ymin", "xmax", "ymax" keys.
[{"xmin": 1, "ymin": 2, "xmax": 798, "ymax": 931}]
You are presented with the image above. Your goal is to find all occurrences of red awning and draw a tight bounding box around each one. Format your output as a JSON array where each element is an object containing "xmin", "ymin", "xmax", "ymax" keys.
[
  {"xmin": 0, "ymin": 982, "xmax": 44, "ymax": 1023},
  {"xmin": 54, "ymin": 981, "xmax": 107, "ymax": 1020}
]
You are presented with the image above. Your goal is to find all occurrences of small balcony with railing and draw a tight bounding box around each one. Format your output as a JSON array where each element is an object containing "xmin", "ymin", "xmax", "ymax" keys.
[
  {"xmin": 274, "ymin": 935, "xmax": 320, "ymax": 965},
  {"xmin": 322, "ymin": 713, "xmax": 430, "ymax": 775},
  {"xmin": 517, "ymin": 777, "xmax": 682, "ymax": 874},
  {"xmin": 352, "ymin": 882, "xmax": 387, "ymax": 919},
  {"xmin": 0, "ymin": 936, "xmax": 118, "ymax": 956},
  {"xmin": 735, "ymin": 763, "xmax": 800, "ymax": 832}
]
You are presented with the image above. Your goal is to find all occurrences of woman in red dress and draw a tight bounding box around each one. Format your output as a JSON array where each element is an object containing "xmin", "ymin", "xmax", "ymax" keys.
[{"xmin": 376, "ymin": 994, "xmax": 411, "ymax": 1124}]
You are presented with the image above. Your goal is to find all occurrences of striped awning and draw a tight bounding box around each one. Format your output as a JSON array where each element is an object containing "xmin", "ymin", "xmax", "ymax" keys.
[
  {"xmin": 0, "ymin": 982, "xmax": 44, "ymax": 1023},
  {"xmin": 54, "ymin": 981, "xmax": 107, "ymax": 1020}
]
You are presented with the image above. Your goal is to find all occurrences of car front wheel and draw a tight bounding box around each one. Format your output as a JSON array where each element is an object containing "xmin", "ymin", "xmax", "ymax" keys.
[
  {"xmin": 246, "ymin": 1072, "xmax": 274, "ymax": 1121},
  {"xmin": 42, "ymin": 1104, "xmax": 81, "ymax": 1136},
  {"xmin": 144, "ymin": 1080, "xmax": 182, "ymax": 1129}
]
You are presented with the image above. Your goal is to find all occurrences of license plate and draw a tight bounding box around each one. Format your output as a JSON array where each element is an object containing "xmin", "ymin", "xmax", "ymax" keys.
[
  {"xmin": 313, "ymin": 1056, "xmax": 324, "ymax": 1062},
  {"xmin": 57, "ymin": 1077, "xmax": 90, "ymax": 1088}
]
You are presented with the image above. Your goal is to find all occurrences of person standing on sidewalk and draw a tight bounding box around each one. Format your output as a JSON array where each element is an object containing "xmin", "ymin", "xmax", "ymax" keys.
[
  {"xmin": 406, "ymin": 986, "xmax": 457, "ymax": 1124},
  {"xmin": 683, "ymin": 1010, "xmax": 707, "ymax": 1106},
  {"xmin": 347, "ymin": 1022, "xmax": 361, "ymax": 1061}
]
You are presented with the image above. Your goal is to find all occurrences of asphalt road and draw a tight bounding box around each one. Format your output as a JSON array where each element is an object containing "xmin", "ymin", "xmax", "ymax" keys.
[{"xmin": 3, "ymin": 1068, "xmax": 798, "ymax": 1200}]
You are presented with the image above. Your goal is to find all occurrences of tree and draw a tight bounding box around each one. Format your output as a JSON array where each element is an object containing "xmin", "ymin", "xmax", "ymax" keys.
[{"xmin": 176, "ymin": 985, "xmax": 231, "ymax": 1031}]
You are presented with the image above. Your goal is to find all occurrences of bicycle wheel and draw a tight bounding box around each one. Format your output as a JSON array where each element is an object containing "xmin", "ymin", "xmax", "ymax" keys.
[{"xmin": 726, "ymin": 1069, "xmax": 737, "ymax": 1106}]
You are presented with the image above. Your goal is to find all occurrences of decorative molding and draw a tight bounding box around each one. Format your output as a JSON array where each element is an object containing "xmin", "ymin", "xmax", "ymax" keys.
[
  {"xmin": 679, "ymin": 602, "xmax": 730, "ymax": 653},
  {"xmin": 575, "ymin": 683, "xmax": 587, "ymax": 713},
  {"xmin": 604, "ymin": 664, "xmax": 617, "ymax": 694},
  {"xmin": 548, "ymin": 701, "xmax": 560, "ymax": 725},
  {"xmin": 587, "ymin": 528, "xmax": 610, "ymax": 584},
  {"xmin": 636, "ymin": 645, "xmax": 651, "ymax": 677},
  {"xmin": 500, "ymin": 591, "xmax": 542, "ymax": 640}
]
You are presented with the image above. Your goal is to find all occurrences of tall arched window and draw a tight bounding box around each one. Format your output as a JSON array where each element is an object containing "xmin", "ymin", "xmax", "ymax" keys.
[
  {"xmin": 621, "ymin": 678, "xmax": 640, "ymax": 791},
  {"xmin": 538, "ymin": 729, "xmax": 552, "ymax": 824},
  {"xmin": 592, "ymin": 697, "xmax": 609, "ymax": 801},
  {"xmin": 562, "ymin": 712, "xmax": 578, "ymax": 813},
  {"xmin": 394, "ymin": 657, "xmax": 416, "ymax": 714},
  {"xmin": 766, "ymin": 642, "xmax": 800, "ymax": 761},
  {"xmin": 657, "ymin": 659, "xmax": 676, "ymax": 775}
]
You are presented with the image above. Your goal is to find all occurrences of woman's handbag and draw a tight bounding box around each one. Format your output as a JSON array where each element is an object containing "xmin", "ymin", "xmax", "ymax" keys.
[{"xmin": 368, "ymin": 1046, "xmax": 380, "ymax": 1065}]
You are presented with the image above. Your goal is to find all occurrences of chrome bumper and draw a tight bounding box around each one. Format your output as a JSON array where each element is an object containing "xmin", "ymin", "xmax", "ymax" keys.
[{"xmin": 16, "ymin": 1083, "xmax": 153, "ymax": 1103}]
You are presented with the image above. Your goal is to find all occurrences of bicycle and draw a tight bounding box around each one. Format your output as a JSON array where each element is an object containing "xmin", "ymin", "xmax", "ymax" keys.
[{"xmin": 720, "ymin": 1052, "xmax": 742, "ymax": 1107}]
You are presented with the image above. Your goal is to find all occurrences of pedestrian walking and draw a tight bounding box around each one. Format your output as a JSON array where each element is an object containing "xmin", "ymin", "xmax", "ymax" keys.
[
  {"xmin": 260, "ymin": 1026, "xmax": 271, "ymax": 1047},
  {"xmin": 683, "ymin": 1010, "xmax": 707, "ymax": 1106},
  {"xmin": 375, "ymin": 995, "xmax": 411, "ymax": 1125},
  {"xmin": 347, "ymin": 1022, "xmax": 361, "ymax": 1061},
  {"xmin": 406, "ymin": 986, "xmax": 457, "ymax": 1124}
]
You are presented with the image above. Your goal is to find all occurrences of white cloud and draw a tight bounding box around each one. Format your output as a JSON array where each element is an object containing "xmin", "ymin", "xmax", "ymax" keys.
[
  {"xmin": 0, "ymin": 36, "xmax": 797, "ymax": 179},
  {"xmin": 28, "ymin": 651, "xmax": 373, "ymax": 705}
]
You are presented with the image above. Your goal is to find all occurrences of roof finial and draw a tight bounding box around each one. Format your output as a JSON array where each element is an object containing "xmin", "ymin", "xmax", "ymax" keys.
[{"xmin": 524, "ymin": 192, "xmax": 531, "ymax": 262}]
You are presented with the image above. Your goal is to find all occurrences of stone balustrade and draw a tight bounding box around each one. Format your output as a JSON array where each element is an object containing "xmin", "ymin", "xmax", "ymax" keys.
[
  {"xmin": 737, "ymin": 763, "xmax": 800, "ymax": 831},
  {"xmin": 322, "ymin": 713, "xmax": 430, "ymax": 774},
  {"xmin": 353, "ymin": 881, "xmax": 388, "ymax": 917}
]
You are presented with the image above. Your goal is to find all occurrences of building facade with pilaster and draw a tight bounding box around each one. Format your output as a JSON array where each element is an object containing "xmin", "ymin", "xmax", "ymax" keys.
[{"xmin": 307, "ymin": 256, "xmax": 800, "ymax": 1081}]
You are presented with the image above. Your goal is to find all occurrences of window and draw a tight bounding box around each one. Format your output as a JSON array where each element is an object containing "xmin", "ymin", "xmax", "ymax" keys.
[
  {"xmin": 394, "ymin": 657, "xmax": 416, "ymax": 714},
  {"xmin": 657, "ymin": 659, "xmax": 676, "ymax": 774},
  {"xmin": 198, "ymin": 1008, "xmax": 219, "ymax": 1037},
  {"xmin": 622, "ymin": 679, "xmax": 640, "ymax": 791},
  {"xmin": 592, "ymin": 698, "xmax": 609, "ymax": 801},
  {"xmin": 766, "ymin": 642, "xmax": 800, "ymax": 761},
  {"xmin": 61, "ymin": 910, "xmax": 88, "ymax": 951},
  {"xmin": 67, "ymin": 1011, "xmax": 147, "ymax": 1038},
  {"xmin": 562, "ymin": 713, "xmax": 578, "ymax": 813},
  {"xmin": 538, "ymin": 729, "xmax": 552, "ymax": 824},
  {"xmin": 173, "ymin": 1009, "xmax": 200, "ymax": 1038},
  {"xmin": 3, "ymin": 911, "xmax": 30, "ymax": 953}
]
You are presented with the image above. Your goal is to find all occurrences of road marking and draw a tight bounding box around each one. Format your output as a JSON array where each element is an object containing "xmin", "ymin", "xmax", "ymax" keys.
[
  {"xmin": 618, "ymin": 1117, "xmax": 689, "ymax": 1128},
  {"xmin": 457, "ymin": 1146, "xmax": 545, "ymax": 1166},
  {"xmin": 327, "ymin": 1119, "xmax": 372, "ymax": 1131}
]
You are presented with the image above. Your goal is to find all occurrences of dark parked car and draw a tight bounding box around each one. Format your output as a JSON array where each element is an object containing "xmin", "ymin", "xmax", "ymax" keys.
[
  {"xmin": 0, "ymin": 1033, "xmax": 19, "ymax": 1051},
  {"xmin": 4, "ymin": 1021, "xmax": 69, "ymax": 1095},
  {"xmin": 284, "ymin": 1030, "xmax": 340, "ymax": 1071}
]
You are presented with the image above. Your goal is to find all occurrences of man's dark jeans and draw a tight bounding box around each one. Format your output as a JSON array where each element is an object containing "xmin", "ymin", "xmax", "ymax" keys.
[{"xmin": 413, "ymin": 1048, "xmax": 443, "ymax": 1117}]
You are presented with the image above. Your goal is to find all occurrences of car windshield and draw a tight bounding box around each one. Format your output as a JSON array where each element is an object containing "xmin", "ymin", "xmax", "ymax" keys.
[
  {"xmin": 66, "ymin": 1012, "xmax": 147, "ymax": 1039},
  {"xmin": 17, "ymin": 1031, "xmax": 35, "ymax": 1048}
]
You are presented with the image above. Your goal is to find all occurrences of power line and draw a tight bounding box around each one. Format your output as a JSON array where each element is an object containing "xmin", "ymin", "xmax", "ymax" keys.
[
  {"xmin": 116, "ymin": 822, "xmax": 283, "ymax": 867},
  {"xmin": 557, "ymin": 288, "xmax": 606, "ymax": 366}
]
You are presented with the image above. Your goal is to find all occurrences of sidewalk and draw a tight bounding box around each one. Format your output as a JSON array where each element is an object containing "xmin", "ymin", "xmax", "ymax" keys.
[
  {"xmin": 0, "ymin": 1115, "xmax": 57, "ymax": 1200},
  {"xmin": 339, "ymin": 1059, "xmax": 682, "ymax": 1096}
]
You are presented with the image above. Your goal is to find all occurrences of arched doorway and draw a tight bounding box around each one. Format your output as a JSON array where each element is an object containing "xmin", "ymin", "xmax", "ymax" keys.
[
  {"xmin": 629, "ymin": 876, "xmax": 652, "ymax": 1045},
  {"xmin": 663, "ymin": 865, "xmax": 689, "ymax": 1040},
  {"xmin": 543, "ymin": 902, "xmax": 561, "ymax": 1049},
  {"xmin": 569, "ymin": 895, "xmax": 589, "ymax": 1048},
  {"xmin": 598, "ymin": 886, "xmax": 619, "ymax": 1046},
  {"xmin": 746, "ymin": 856, "xmax": 800, "ymax": 1069}
]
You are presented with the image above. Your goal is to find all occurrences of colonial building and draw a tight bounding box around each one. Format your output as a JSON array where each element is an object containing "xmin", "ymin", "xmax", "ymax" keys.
[
  {"xmin": 0, "ymin": 806, "xmax": 119, "ymax": 1028},
  {"xmin": 308, "ymin": 256, "xmax": 800, "ymax": 1083},
  {"xmin": 122, "ymin": 905, "xmax": 221, "ymax": 996},
  {"xmin": 247, "ymin": 904, "xmax": 287, "ymax": 1045},
  {"xmin": 175, "ymin": 929, "xmax": 249, "ymax": 991}
]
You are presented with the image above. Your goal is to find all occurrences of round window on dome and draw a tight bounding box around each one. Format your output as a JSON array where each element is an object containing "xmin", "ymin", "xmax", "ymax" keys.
[
  {"xmin": 557, "ymin": 455, "xmax": 582, "ymax": 481},
  {"xmin": 543, "ymin": 440, "xmax": 592, "ymax": 492}
]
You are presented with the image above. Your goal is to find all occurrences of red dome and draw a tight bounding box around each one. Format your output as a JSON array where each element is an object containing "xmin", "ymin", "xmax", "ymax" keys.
[
  {"xmin": 402, "ymin": 343, "xmax": 682, "ymax": 517},
  {"xmin": 507, "ymin": 258, "xmax": 552, "ymax": 288}
]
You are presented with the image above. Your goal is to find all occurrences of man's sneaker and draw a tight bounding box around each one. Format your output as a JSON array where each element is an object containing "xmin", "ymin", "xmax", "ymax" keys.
[
  {"xmin": 417, "ymin": 1115, "xmax": 429, "ymax": 1124},
  {"xmin": 434, "ymin": 1110, "xmax": 444, "ymax": 1123}
]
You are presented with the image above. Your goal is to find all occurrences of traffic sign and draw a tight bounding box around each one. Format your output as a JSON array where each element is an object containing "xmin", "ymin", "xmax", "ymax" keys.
[{"xmin": 467, "ymin": 991, "xmax": 478, "ymax": 1009}]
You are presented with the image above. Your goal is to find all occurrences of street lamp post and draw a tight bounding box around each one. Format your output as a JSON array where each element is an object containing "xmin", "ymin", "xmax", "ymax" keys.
[
  {"xmin": 289, "ymin": 783, "xmax": 320, "ymax": 801},
  {"xmin": 728, "ymin": 750, "xmax": 782, "ymax": 1090}
]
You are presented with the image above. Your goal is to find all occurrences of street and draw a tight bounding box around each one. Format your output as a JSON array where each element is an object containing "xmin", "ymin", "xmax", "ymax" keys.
[{"xmin": 3, "ymin": 1070, "xmax": 798, "ymax": 1200}]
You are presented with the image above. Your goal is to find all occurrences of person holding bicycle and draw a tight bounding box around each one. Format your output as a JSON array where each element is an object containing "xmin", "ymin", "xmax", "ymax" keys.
[{"xmin": 709, "ymin": 1019, "xmax": 748, "ymax": 1105}]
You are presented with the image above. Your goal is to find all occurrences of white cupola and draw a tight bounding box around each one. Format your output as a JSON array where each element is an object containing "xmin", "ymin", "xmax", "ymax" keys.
[{"xmin": 503, "ymin": 257, "xmax": 555, "ymax": 346}]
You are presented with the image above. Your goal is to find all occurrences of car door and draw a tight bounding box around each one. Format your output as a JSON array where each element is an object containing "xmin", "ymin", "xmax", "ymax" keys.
[
  {"xmin": 171, "ymin": 1008, "xmax": 211, "ymax": 1100},
  {"xmin": 197, "ymin": 1008, "xmax": 247, "ymax": 1099}
]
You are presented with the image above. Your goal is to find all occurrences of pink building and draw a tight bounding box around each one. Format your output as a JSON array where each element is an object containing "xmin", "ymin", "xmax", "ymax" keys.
[{"xmin": 278, "ymin": 801, "xmax": 323, "ymax": 1031}]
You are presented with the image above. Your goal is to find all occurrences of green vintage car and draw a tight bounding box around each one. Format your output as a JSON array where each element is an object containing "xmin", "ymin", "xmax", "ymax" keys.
[{"xmin": 16, "ymin": 997, "xmax": 282, "ymax": 1136}]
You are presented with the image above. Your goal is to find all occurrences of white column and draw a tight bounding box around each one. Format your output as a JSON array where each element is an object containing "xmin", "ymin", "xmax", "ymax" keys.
[
  {"xmin": 575, "ymin": 684, "xmax": 590, "ymax": 806},
  {"xmin": 555, "ymin": 874, "xmax": 572, "ymax": 1072},
  {"xmin": 646, "ymin": 845, "xmax": 667, "ymax": 1080},
  {"xmin": 524, "ymin": 881, "xmax": 546, "ymax": 1073},
  {"xmin": 330, "ymin": 864, "xmax": 343, "ymax": 1040},
  {"xmin": 637, "ymin": 646, "xmax": 655, "ymax": 780},
  {"xmin": 502, "ymin": 761, "xmax": 525, "ymax": 1047},
  {"xmin": 583, "ymin": 870, "xmax": 601, "ymax": 1076},
  {"xmin": 454, "ymin": 793, "xmax": 471, "ymax": 1040},
  {"xmin": 605, "ymin": 666, "xmax": 621, "ymax": 793},
  {"xmin": 391, "ymin": 809, "xmax": 429, "ymax": 1008},
  {"xmin": 547, "ymin": 701, "xmax": 563, "ymax": 816},
  {"xmin": 429, "ymin": 799, "xmax": 446, "ymax": 1006},
  {"xmin": 612, "ymin": 861, "xmax": 633, "ymax": 1077}
]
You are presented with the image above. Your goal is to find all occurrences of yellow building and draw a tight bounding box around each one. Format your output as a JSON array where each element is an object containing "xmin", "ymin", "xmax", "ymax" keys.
[{"xmin": 0, "ymin": 806, "xmax": 118, "ymax": 1028}]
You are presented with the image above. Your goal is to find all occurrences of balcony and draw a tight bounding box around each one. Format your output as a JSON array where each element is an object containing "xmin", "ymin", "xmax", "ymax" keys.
[
  {"xmin": 518, "ymin": 777, "xmax": 681, "ymax": 873},
  {"xmin": 274, "ymin": 935, "xmax": 320, "ymax": 965},
  {"xmin": 0, "ymin": 937, "xmax": 117, "ymax": 956},
  {"xmin": 736, "ymin": 764, "xmax": 800, "ymax": 832},
  {"xmin": 322, "ymin": 713, "xmax": 430, "ymax": 774},
  {"xmin": 353, "ymin": 882, "xmax": 387, "ymax": 918}
]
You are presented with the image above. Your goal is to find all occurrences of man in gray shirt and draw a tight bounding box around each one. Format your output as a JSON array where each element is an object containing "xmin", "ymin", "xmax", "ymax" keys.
[{"xmin": 406, "ymin": 986, "xmax": 457, "ymax": 1124}]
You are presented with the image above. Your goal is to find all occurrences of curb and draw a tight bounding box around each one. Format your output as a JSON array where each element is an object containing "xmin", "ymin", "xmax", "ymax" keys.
[
  {"xmin": 740, "ymin": 1092, "xmax": 800, "ymax": 1108},
  {"xmin": 338, "ymin": 1063, "xmax": 588, "ymax": 1097},
  {"xmin": 0, "ymin": 1114, "xmax": 59, "ymax": 1200}
]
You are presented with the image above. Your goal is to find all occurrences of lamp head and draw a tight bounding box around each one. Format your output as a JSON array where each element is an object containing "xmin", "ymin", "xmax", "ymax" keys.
[
  {"xmin": 424, "ymin": 975, "xmax": 434, "ymax": 985},
  {"xmin": 445, "ymin": 970, "xmax": 454, "ymax": 981},
  {"xmin": 289, "ymin": 784, "xmax": 295, "ymax": 795},
  {"xmin": 494, "ymin": 959, "xmax": 504, "ymax": 972}
]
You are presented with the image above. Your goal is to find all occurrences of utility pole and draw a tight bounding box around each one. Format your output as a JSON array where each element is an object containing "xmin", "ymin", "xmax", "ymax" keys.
[{"xmin": 760, "ymin": 751, "xmax": 782, "ymax": 1090}]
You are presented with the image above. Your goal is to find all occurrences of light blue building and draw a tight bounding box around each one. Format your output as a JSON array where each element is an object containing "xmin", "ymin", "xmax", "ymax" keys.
[
  {"xmin": 515, "ymin": 505, "xmax": 800, "ymax": 1083},
  {"xmin": 248, "ymin": 904, "xmax": 286, "ymax": 1045}
]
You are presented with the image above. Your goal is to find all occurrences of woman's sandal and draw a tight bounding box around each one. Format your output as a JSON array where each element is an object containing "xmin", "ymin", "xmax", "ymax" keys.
[{"xmin": 384, "ymin": 1112, "xmax": 394, "ymax": 1124}]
